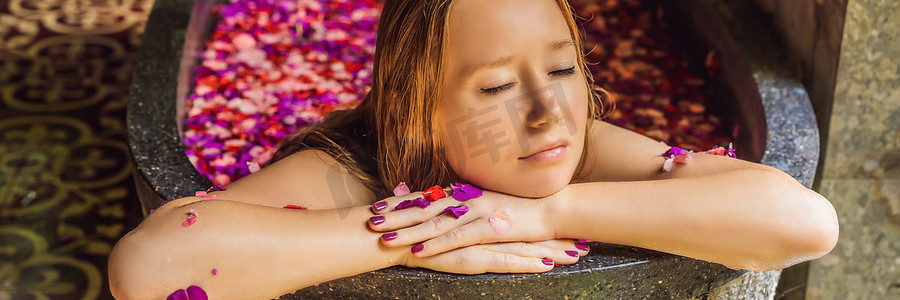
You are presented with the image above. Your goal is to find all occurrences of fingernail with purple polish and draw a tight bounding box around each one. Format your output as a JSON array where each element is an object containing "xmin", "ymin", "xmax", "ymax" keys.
[
  {"xmin": 370, "ymin": 215, "xmax": 385, "ymax": 225},
  {"xmin": 565, "ymin": 250, "xmax": 578, "ymax": 257},
  {"xmin": 575, "ymin": 243, "xmax": 589, "ymax": 251},
  {"xmin": 373, "ymin": 201, "xmax": 387, "ymax": 211},
  {"xmin": 542, "ymin": 259, "xmax": 554, "ymax": 266},
  {"xmin": 382, "ymin": 232, "xmax": 397, "ymax": 241},
  {"xmin": 411, "ymin": 244, "xmax": 424, "ymax": 253}
]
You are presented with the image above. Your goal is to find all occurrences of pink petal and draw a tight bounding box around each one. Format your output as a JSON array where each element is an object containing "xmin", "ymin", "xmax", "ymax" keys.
[
  {"xmin": 488, "ymin": 209, "xmax": 512, "ymax": 235},
  {"xmin": 182, "ymin": 209, "xmax": 199, "ymax": 227},
  {"xmin": 195, "ymin": 191, "xmax": 208, "ymax": 197},
  {"xmin": 393, "ymin": 182, "xmax": 410, "ymax": 196},
  {"xmin": 674, "ymin": 152, "xmax": 693, "ymax": 165},
  {"xmin": 662, "ymin": 158, "xmax": 675, "ymax": 172},
  {"xmin": 247, "ymin": 161, "xmax": 261, "ymax": 173}
]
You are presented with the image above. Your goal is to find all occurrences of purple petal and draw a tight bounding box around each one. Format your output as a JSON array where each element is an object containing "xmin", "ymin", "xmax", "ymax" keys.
[
  {"xmin": 661, "ymin": 146, "xmax": 688, "ymax": 159},
  {"xmin": 186, "ymin": 285, "xmax": 208, "ymax": 300},
  {"xmin": 167, "ymin": 289, "xmax": 188, "ymax": 300},
  {"xmin": 410, "ymin": 197, "xmax": 430, "ymax": 208},
  {"xmin": 443, "ymin": 205, "xmax": 469, "ymax": 219},
  {"xmin": 395, "ymin": 200, "xmax": 413, "ymax": 210},
  {"xmin": 450, "ymin": 182, "xmax": 483, "ymax": 201}
]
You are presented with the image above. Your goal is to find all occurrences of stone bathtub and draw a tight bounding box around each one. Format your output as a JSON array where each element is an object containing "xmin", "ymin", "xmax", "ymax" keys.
[{"xmin": 126, "ymin": 0, "xmax": 820, "ymax": 298}]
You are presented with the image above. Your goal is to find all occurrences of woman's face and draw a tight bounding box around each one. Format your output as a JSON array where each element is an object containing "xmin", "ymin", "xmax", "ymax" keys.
[{"xmin": 435, "ymin": 0, "xmax": 589, "ymax": 198}]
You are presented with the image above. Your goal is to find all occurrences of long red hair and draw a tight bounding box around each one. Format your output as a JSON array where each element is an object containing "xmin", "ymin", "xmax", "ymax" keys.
[{"xmin": 270, "ymin": 0, "xmax": 610, "ymax": 199}]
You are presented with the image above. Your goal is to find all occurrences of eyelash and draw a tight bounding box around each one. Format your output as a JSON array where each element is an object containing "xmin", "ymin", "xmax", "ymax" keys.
[{"xmin": 481, "ymin": 66, "xmax": 577, "ymax": 95}]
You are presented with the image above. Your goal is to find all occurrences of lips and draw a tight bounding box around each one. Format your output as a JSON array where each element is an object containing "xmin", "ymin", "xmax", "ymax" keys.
[{"xmin": 519, "ymin": 138, "xmax": 569, "ymax": 159}]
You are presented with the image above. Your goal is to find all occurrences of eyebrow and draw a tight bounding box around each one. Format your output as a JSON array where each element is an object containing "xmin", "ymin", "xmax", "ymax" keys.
[{"xmin": 463, "ymin": 39, "xmax": 575, "ymax": 76}]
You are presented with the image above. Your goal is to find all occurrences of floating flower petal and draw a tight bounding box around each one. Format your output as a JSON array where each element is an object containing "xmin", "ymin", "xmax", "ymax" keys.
[
  {"xmin": 393, "ymin": 182, "xmax": 410, "ymax": 196},
  {"xmin": 443, "ymin": 205, "xmax": 469, "ymax": 219},
  {"xmin": 450, "ymin": 182, "xmax": 483, "ymax": 201},
  {"xmin": 422, "ymin": 185, "xmax": 446, "ymax": 202}
]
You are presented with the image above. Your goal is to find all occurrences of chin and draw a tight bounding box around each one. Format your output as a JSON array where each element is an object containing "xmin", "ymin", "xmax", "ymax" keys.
[
  {"xmin": 473, "ymin": 170, "xmax": 572, "ymax": 199},
  {"xmin": 512, "ymin": 176, "xmax": 570, "ymax": 198}
]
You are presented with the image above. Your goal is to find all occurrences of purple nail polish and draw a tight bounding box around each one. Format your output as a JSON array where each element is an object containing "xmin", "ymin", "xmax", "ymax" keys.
[
  {"xmin": 382, "ymin": 232, "xmax": 397, "ymax": 241},
  {"xmin": 565, "ymin": 250, "xmax": 578, "ymax": 257},
  {"xmin": 575, "ymin": 243, "xmax": 589, "ymax": 251},
  {"xmin": 411, "ymin": 244, "xmax": 424, "ymax": 253},
  {"xmin": 370, "ymin": 215, "xmax": 385, "ymax": 225},
  {"xmin": 373, "ymin": 201, "xmax": 387, "ymax": 211},
  {"xmin": 542, "ymin": 259, "xmax": 554, "ymax": 265}
]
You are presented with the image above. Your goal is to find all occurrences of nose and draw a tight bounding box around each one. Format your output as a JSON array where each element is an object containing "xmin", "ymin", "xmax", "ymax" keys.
[{"xmin": 524, "ymin": 86, "xmax": 563, "ymax": 131}]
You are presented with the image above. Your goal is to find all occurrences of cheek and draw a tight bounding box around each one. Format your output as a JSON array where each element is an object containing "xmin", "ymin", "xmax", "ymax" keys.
[{"xmin": 438, "ymin": 107, "xmax": 517, "ymax": 178}]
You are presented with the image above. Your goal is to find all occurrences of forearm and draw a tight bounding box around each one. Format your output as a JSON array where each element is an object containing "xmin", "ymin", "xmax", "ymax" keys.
[
  {"xmin": 109, "ymin": 197, "xmax": 402, "ymax": 299},
  {"xmin": 550, "ymin": 168, "xmax": 839, "ymax": 271}
]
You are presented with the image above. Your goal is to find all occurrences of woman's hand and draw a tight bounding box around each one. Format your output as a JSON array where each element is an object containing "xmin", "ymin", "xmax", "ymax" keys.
[
  {"xmin": 367, "ymin": 185, "xmax": 563, "ymax": 258},
  {"xmin": 401, "ymin": 239, "xmax": 589, "ymax": 275}
]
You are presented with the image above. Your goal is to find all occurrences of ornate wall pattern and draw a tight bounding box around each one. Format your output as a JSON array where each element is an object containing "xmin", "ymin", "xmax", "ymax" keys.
[{"xmin": 0, "ymin": 1, "xmax": 152, "ymax": 299}]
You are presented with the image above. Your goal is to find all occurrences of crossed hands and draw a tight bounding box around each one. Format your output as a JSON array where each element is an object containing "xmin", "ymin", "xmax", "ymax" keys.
[{"xmin": 367, "ymin": 184, "xmax": 590, "ymax": 275}]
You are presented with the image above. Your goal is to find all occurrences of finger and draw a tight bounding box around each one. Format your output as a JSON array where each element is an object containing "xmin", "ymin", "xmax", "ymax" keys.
[
  {"xmin": 528, "ymin": 239, "xmax": 591, "ymax": 256},
  {"xmin": 479, "ymin": 250, "xmax": 556, "ymax": 273},
  {"xmin": 416, "ymin": 246, "xmax": 554, "ymax": 274},
  {"xmin": 411, "ymin": 219, "xmax": 494, "ymax": 257},
  {"xmin": 480, "ymin": 242, "xmax": 580, "ymax": 265},
  {"xmin": 378, "ymin": 204, "xmax": 480, "ymax": 247},
  {"xmin": 370, "ymin": 191, "xmax": 425, "ymax": 214},
  {"xmin": 371, "ymin": 186, "xmax": 455, "ymax": 214},
  {"xmin": 369, "ymin": 195, "xmax": 475, "ymax": 232}
]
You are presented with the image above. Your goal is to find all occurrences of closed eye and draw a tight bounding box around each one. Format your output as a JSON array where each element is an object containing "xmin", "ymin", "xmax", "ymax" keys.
[{"xmin": 480, "ymin": 66, "xmax": 578, "ymax": 95}]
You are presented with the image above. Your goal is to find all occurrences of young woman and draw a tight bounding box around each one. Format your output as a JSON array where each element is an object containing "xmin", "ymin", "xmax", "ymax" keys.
[{"xmin": 108, "ymin": 0, "xmax": 839, "ymax": 298}]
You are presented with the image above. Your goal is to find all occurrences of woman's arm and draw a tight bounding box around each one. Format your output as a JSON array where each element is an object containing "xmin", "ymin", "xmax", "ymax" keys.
[
  {"xmin": 108, "ymin": 197, "xmax": 406, "ymax": 299},
  {"xmin": 208, "ymin": 150, "xmax": 378, "ymax": 209},
  {"xmin": 549, "ymin": 167, "xmax": 839, "ymax": 271}
]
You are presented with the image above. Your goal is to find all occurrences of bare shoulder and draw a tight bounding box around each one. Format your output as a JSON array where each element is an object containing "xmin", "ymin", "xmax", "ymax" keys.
[
  {"xmin": 576, "ymin": 119, "xmax": 778, "ymax": 182},
  {"xmin": 206, "ymin": 149, "xmax": 377, "ymax": 209}
]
